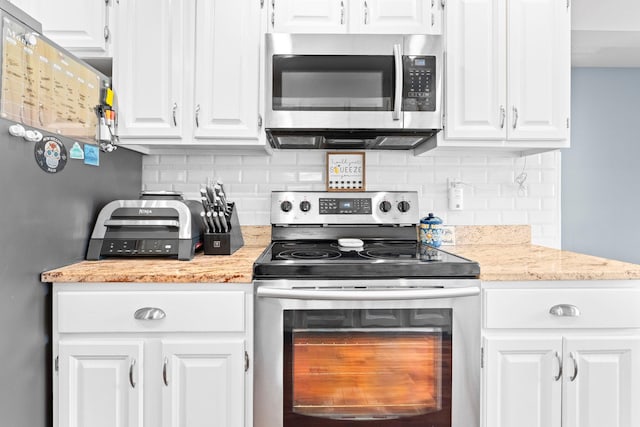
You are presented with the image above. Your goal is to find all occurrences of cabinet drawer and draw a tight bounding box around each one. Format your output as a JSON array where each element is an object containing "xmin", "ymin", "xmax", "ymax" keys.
[
  {"xmin": 57, "ymin": 291, "xmax": 245, "ymax": 333},
  {"xmin": 484, "ymin": 288, "xmax": 640, "ymax": 329}
]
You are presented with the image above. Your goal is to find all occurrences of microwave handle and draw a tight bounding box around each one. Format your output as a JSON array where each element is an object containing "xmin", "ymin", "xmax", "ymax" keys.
[{"xmin": 393, "ymin": 44, "xmax": 402, "ymax": 121}]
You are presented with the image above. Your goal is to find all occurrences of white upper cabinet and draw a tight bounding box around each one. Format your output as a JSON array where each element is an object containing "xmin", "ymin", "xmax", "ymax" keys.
[
  {"xmin": 444, "ymin": 0, "xmax": 506, "ymax": 140},
  {"xmin": 11, "ymin": 0, "xmax": 113, "ymax": 58},
  {"xmin": 193, "ymin": 0, "xmax": 261, "ymax": 141},
  {"xmin": 270, "ymin": 0, "xmax": 442, "ymax": 34},
  {"xmin": 272, "ymin": 0, "xmax": 348, "ymax": 33},
  {"xmin": 444, "ymin": 0, "xmax": 570, "ymax": 145},
  {"xmin": 113, "ymin": 0, "xmax": 186, "ymax": 139},
  {"xmin": 507, "ymin": 0, "xmax": 570, "ymax": 140},
  {"xmin": 113, "ymin": 0, "xmax": 262, "ymax": 149}
]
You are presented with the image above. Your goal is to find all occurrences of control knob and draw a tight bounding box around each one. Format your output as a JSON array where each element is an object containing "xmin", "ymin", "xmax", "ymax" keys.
[
  {"xmin": 379, "ymin": 201, "xmax": 392, "ymax": 213},
  {"xmin": 397, "ymin": 201, "xmax": 411, "ymax": 213},
  {"xmin": 300, "ymin": 201, "xmax": 311, "ymax": 212},
  {"xmin": 280, "ymin": 200, "xmax": 293, "ymax": 212}
]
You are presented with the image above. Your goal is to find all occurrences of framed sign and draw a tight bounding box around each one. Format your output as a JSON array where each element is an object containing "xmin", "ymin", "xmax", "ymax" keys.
[{"xmin": 326, "ymin": 152, "xmax": 365, "ymax": 192}]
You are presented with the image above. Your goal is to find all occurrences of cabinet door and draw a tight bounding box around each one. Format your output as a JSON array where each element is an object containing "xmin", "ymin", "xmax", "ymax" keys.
[
  {"xmin": 357, "ymin": 0, "xmax": 429, "ymax": 34},
  {"xmin": 563, "ymin": 336, "xmax": 640, "ymax": 427},
  {"xmin": 483, "ymin": 336, "xmax": 562, "ymax": 427},
  {"xmin": 507, "ymin": 0, "xmax": 570, "ymax": 140},
  {"xmin": 11, "ymin": 0, "xmax": 111, "ymax": 57},
  {"xmin": 444, "ymin": 0, "xmax": 506, "ymax": 140},
  {"xmin": 271, "ymin": 0, "xmax": 347, "ymax": 33},
  {"xmin": 58, "ymin": 340, "xmax": 143, "ymax": 427},
  {"xmin": 113, "ymin": 0, "xmax": 187, "ymax": 139},
  {"xmin": 193, "ymin": 0, "xmax": 261, "ymax": 140},
  {"xmin": 162, "ymin": 339, "xmax": 245, "ymax": 427}
]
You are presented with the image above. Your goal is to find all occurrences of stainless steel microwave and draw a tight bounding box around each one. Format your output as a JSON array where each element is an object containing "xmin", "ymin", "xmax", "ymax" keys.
[{"xmin": 265, "ymin": 33, "xmax": 442, "ymax": 150}]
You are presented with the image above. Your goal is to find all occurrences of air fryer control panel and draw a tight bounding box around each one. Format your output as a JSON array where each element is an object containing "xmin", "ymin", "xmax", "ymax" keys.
[{"xmin": 402, "ymin": 56, "xmax": 436, "ymax": 112}]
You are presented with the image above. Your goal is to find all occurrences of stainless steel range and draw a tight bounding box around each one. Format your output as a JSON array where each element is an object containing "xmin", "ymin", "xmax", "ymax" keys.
[{"xmin": 254, "ymin": 191, "xmax": 481, "ymax": 427}]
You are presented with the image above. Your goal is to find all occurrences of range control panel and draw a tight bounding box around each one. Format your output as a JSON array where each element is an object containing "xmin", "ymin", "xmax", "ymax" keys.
[
  {"xmin": 402, "ymin": 55, "xmax": 436, "ymax": 112},
  {"xmin": 271, "ymin": 191, "xmax": 419, "ymax": 225},
  {"xmin": 319, "ymin": 198, "xmax": 372, "ymax": 215}
]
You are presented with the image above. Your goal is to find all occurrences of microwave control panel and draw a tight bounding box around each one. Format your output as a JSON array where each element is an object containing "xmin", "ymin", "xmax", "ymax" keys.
[{"xmin": 402, "ymin": 56, "xmax": 436, "ymax": 112}]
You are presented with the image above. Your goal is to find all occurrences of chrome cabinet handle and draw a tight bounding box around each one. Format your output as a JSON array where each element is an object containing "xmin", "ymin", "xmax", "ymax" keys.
[
  {"xmin": 364, "ymin": 1, "xmax": 369, "ymax": 24},
  {"xmin": 134, "ymin": 307, "xmax": 166, "ymax": 320},
  {"xmin": 129, "ymin": 358, "xmax": 136, "ymax": 388},
  {"xmin": 163, "ymin": 357, "xmax": 169, "ymax": 386},
  {"xmin": 499, "ymin": 105, "xmax": 506, "ymax": 129},
  {"xmin": 553, "ymin": 351, "xmax": 562, "ymax": 381},
  {"xmin": 569, "ymin": 352, "xmax": 578, "ymax": 381},
  {"xmin": 271, "ymin": 0, "xmax": 275, "ymax": 28},
  {"xmin": 195, "ymin": 104, "xmax": 200, "ymax": 128},
  {"xmin": 172, "ymin": 102, "xmax": 177, "ymax": 126},
  {"xmin": 549, "ymin": 304, "xmax": 580, "ymax": 317},
  {"xmin": 340, "ymin": 1, "xmax": 345, "ymax": 25},
  {"xmin": 392, "ymin": 44, "xmax": 402, "ymax": 121},
  {"xmin": 512, "ymin": 106, "xmax": 518, "ymax": 129}
]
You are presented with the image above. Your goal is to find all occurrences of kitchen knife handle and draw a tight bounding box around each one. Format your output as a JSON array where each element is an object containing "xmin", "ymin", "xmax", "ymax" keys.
[
  {"xmin": 129, "ymin": 358, "xmax": 136, "ymax": 388},
  {"xmin": 163, "ymin": 357, "xmax": 169, "ymax": 386},
  {"xmin": 553, "ymin": 351, "xmax": 562, "ymax": 381},
  {"xmin": 172, "ymin": 102, "xmax": 178, "ymax": 126},
  {"xmin": 512, "ymin": 106, "xmax": 519, "ymax": 129},
  {"xmin": 500, "ymin": 105, "xmax": 506, "ymax": 129},
  {"xmin": 549, "ymin": 304, "xmax": 580, "ymax": 317},
  {"xmin": 134, "ymin": 307, "xmax": 166, "ymax": 320},
  {"xmin": 569, "ymin": 352, "xmax": 578, "ymax": 381}
]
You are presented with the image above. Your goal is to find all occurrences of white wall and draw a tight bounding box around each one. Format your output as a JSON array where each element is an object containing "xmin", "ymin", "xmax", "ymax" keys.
[{"xmin": 143, "ymin": 150, "xmax": 561, "ymax": 247}]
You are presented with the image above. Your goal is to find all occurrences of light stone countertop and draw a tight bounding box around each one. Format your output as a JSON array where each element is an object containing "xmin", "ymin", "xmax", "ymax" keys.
[{"xmin": 41, "ymin": 225, "xmax": 640, "ymax": 283}]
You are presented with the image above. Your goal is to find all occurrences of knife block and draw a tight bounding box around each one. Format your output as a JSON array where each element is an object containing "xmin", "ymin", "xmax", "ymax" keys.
[{"xmin": 203, "ymin": 203, "xmax": 244, "ymax": 255}]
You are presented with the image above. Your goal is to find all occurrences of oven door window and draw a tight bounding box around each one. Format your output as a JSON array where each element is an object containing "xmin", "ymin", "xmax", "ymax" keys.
[
  {"xmin": 272, "ymin": 55, "xmax": 395, "ymax": 111},
  {"xmin": 284, "ymin": 309, "xmax": 452, "ymax": 426}
]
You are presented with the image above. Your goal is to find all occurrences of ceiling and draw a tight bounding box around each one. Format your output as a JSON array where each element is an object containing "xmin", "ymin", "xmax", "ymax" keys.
[{"xmin": 572, "ymin": 0, "xmax": 640, "ymax": 67}]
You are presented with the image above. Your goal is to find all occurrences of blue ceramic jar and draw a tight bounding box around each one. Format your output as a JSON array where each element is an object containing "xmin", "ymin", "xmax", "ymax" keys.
[{"xmin": 419, "ymin": 213, "xmax": 443, "ymax": 247}]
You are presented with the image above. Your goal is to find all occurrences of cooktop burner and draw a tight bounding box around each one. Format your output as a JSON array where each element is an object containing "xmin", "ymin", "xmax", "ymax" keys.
[{"xmin": 254, "ymin": 240, "xmax": 479, "ymax": 279}]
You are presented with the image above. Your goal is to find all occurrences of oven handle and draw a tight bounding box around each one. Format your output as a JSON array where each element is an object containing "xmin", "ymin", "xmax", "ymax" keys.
[{"xmin": 256, "ymin": 286, "xmax": 479, "ymax": 301}]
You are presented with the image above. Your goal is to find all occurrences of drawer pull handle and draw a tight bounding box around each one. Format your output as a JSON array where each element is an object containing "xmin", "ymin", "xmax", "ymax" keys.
[
  {"xmin": 163, "ymin": 357, "xmax": 169, "ymax": 386},
  {"xmin": 569, "ymin": 352, "xmax": 578, "ymax": 381},
  {"xmin": 549, "ymin": 304, "xmax": 580, "ymax": 317},
  {"xmin": 134, "ymin": 307, "xmax": 166, "ymax": 320},
  {"xmin": 553, "ymin": 351, "xmax": 562, "ymax": 381},
  {"xmin": 129, "ymin": 358, "xmax": 136, "ymax": 388}
]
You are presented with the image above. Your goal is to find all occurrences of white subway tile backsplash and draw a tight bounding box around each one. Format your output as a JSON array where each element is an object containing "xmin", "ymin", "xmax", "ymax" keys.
[
  {"xmin": 159, "ymin": 155, "xmax": 187, "ymax": 165},
  {"xmin": 159, "ymin": 170, "xmax": 187, "ymax": 183},
  {"xmin": 214, "ymin": 156, "xmax": 242, "ymax": 165},
  {"xmin": 143, "ymin": 151, "xmax": 561, "ymax": 245}
]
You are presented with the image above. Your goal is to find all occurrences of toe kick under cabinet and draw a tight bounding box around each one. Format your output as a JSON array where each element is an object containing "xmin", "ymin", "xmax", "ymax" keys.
[
  {"xmin": 52, "ymin": 283, "xmax": 253, "ymax": 427},
  {"xmin": 481, "ymin": 281, "xmax": 640, "ymax": 427}
]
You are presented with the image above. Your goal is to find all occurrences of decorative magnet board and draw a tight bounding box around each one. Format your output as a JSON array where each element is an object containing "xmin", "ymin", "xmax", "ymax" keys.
[{"xmin": 326, "ymin": 152, "xmax": 365, "ymax": 192}]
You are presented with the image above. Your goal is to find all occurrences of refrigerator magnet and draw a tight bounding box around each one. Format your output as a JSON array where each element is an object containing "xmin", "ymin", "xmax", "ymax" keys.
[
  {"xmin": 69, "ymin": 142, "xmax": 85, "ymax": 160},
  {"xmin": 84, "ymin": 144, "xmax": 99, "ymax": 166},
  {"xmin": 34, "ymin": 136, "xmax": 67, "ymax": 174}
]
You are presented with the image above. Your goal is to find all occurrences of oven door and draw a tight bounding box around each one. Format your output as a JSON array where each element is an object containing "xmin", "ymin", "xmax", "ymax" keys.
[
  {"xmin": 266, "ymin": 34, "xmax": 405, "ymax": 130},
  {"xmin": 254, "ymin": 280, "xmax": 480, "ymax": 427}
]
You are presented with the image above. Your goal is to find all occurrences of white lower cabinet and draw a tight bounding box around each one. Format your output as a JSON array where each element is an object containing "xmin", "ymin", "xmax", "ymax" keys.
[
  {"xmin": 53, "ymin": 283, "xmax": 253, "ymax": 427},
  {"xmin": 58, "ymin": 340, "xmax": 144, "ymax": 427},
  {"xmin": 482, "ymin": 283, "xmax": 640, "ymax": 427}
]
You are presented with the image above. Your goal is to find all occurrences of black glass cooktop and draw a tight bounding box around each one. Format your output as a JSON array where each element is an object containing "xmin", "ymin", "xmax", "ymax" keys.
[{"xmin": 253, "ymin": 240, "xmax": 480, "ymax": 279}]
